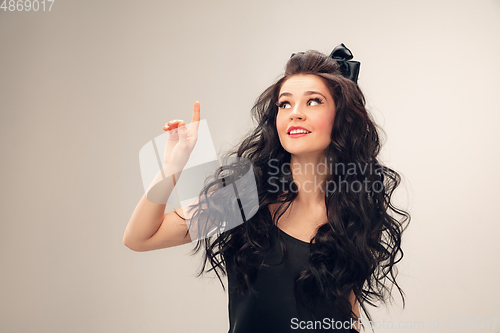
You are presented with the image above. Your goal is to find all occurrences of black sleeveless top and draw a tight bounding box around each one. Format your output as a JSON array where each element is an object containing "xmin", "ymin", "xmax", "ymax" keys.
[{"xmin": 226, "ymin": 225, "xmax": 359, "ymax": 333}]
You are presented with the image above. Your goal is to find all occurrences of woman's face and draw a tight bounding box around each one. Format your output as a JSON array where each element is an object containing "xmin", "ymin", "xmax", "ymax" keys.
[{"xmin": 276, "ymin": 74, "xmax": 336, "ymax": 159}]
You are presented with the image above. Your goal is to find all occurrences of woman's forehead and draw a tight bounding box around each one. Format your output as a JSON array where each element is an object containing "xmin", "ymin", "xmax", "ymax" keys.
[{"xmin": 279, "ymin": 74, "xmax": 328, "ymax": 94}]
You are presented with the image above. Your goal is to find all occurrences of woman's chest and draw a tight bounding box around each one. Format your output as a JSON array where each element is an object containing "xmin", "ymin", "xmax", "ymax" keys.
[{"xmin": 268, "ymin": 203, "xmax": 328, "ymax": 244}]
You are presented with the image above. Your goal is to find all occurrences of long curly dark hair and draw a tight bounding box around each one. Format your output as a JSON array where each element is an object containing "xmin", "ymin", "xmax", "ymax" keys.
[{"xmin": 180, "ymin": 49, "xmax": 410, "ymax": 329}]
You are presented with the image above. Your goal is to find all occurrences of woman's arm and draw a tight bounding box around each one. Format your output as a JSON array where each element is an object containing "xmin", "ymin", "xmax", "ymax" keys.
[
  {"xmin": 123, "ymin": 165, "xmax": 192, "ymax": 251},
  {"xmin": 123, "ymin": 102, "xmax": 200, "ymax": 251}
]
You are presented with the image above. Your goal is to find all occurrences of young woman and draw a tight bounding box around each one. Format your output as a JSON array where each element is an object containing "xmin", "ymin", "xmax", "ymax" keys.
[{"xmin": 124, "ymin": 44, "xmax": 410, "ymax": 333}]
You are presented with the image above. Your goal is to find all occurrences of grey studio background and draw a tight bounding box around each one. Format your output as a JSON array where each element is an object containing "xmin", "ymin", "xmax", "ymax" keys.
[{"xmin": 1, "ymin": 1, "xmax": 499, "ymax": 332}]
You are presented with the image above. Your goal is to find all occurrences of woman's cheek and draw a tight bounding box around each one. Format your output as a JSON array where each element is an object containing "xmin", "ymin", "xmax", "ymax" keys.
[
  {"xmin": 316, "ymin": 117, "xmax": 335, "ymax": 136},
  {"xmin": 276, "ymin": 118, "xmax": 287, "ymax": 137}
]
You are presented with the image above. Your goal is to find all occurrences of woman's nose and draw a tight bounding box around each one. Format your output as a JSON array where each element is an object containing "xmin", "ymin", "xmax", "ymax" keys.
[{"xmin": 290, "ymin": 104, "xmax": 306, "ymax": 120}]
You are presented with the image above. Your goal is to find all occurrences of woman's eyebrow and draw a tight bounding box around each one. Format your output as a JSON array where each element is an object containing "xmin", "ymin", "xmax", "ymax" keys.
[{"xmin": 278, "ymin": 91, "xmax": 327, "ymax": 100}]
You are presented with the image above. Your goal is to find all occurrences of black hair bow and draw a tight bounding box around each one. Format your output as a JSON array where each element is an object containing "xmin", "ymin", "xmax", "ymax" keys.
[
  {"xmin": 290, "ymin": 43, "xmax": 361, "ymax": 83},
  {"xmin": 330, "ymin": 43, "xmax": 360, "ymax": 83}
]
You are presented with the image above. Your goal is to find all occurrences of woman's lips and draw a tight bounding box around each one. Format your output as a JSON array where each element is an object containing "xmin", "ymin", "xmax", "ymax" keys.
[{"xmin": 288, "ymin": 132, "xmax": 310, "ymax": 138}]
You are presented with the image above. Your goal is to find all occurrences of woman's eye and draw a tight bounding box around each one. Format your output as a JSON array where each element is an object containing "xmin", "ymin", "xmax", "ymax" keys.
[
  {"xmin": 308, "ymin": 98, "xmax": 324, "ymax": 106},
  {"xmin": 277, "ymin": 101, "xmax": 291, "ymax": 109}
]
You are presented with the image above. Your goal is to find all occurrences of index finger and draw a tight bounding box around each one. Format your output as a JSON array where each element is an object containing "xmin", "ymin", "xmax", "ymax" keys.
[{"xmin": 189, "ymin": 101, "xmax": 201, "ymax": 133}]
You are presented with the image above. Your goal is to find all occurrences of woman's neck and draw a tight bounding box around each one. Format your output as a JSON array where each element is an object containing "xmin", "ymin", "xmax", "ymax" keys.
[{"xmin": 289, "ymin": 153, "xmax": 329, "ymax": 206}]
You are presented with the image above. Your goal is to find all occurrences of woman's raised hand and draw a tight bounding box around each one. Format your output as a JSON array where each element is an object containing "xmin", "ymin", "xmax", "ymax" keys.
[{"xmin": 162, "ymin": 101, "xmax": 201, "ymax": 170}]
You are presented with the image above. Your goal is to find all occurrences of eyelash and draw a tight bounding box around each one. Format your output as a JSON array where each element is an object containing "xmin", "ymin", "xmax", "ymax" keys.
[{"xmin": 275, "ymin": 97, "xmax": 325, "ymax": 109}]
